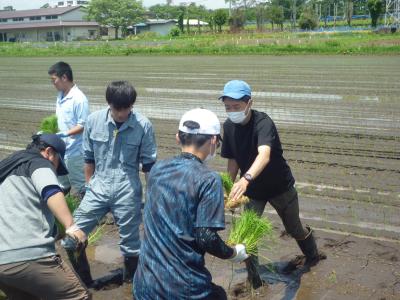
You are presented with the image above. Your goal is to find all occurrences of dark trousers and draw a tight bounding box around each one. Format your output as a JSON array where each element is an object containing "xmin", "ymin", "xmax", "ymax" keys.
[{"xmin": 245, "ymin": 185, "xmax": 308, "ymax": 240}]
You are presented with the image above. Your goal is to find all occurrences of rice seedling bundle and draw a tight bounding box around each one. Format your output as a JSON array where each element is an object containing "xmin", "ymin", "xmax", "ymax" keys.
[
  {"xmin": 227, "ymin": 210, "xmax": 273, "ymax": 256},
  {"xmin": 39, "ymin": 115, "xmax": 58, "ymax": 134},
  {"xmin": 220, "ymin": 172, "xmax": 249, "ymax": 209}
]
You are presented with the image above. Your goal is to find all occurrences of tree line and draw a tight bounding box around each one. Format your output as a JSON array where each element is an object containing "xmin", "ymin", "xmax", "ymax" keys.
[{"xmin": 85, "ymin": 0, "xmax": 385, "ymax": 38}]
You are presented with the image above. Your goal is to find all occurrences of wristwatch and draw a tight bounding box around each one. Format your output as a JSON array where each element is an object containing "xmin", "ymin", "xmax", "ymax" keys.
[{"xmin": 243, "ymin": 173, "xmax": 253, "ymax": 182}]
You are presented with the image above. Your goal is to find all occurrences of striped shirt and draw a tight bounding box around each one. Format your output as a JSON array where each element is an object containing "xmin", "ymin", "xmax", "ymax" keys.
[{"xmin": 134, "ymin": 152, "xmax": 225, "ymax": 300}]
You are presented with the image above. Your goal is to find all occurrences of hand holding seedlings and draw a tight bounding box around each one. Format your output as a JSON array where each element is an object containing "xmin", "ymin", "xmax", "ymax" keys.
[{"xmin": 228, "ymin": 244, "xmax": 249, "ymax": 263}]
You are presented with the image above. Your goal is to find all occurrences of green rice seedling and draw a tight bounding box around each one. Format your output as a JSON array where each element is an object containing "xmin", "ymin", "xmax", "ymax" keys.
[
  {"xmin": 227, "ymin": 210, "xmax": 273, "ymax": 256},
  {"xmin": 55, "ymin": 194, "xmax": 104, "ymax": 246},
  {"xmin": 220, "ymin": 172, "xmax": 249, "ymax": 209},
  {"xmin": 228, "ymin": 210, "xmax": 274, "ymax": 289},
  {"xmin": 220, "ymin": 172, "xmax": 233, "ymax": 195},
  {"xmin": 88, "ymin": 223, "xmax": 107, "ymax": 245},
  {"xmin": 39, "ymin": 115, "xmax": 58, "ymax": 134}
]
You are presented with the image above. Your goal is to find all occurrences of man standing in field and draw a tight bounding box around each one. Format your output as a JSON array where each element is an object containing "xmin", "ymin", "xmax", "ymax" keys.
[
  {"xmin": 0, "ymin": 134, "xmax": 90, "ymax": 300},
  {"xmin": 133, "ymin": 108, "xmax": 249, "ymax": 300},
  {"xmin": 218, "ymin": 80, "xmax": 325, "ymax": 279},
  {"xmin": 62, "ymin": 81, "xmax": 157, "ymax": 286},
  {"xmin": 48, "ymin": 61, "xmax": 90, "ymax": 197}
]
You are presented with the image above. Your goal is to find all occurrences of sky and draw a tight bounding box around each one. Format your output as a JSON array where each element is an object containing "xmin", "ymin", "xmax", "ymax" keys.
[{"xmin": 0, "ymin": 0, "xmax": 229, "ymax": 10}]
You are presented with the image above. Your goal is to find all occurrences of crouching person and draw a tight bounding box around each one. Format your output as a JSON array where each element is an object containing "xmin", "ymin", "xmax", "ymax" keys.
[
  {"xmin": 0, "ymin": 134, "xmax": 90, "ymax": 300},
  {"xmin": 62, "ymin": 81, "xmax": 157, "ymax": 287},
  {"xmin": 133, "ymin": 108, "xmax": 249, "ymax": 300}
]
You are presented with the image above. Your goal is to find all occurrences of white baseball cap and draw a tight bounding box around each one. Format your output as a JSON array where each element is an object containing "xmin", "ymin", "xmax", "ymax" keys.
[{"xmin": 179, "ymin": 108, "xmax": 221, "ymax": 136}]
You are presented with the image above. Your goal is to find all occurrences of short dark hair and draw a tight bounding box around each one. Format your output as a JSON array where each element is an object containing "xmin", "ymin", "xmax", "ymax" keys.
[
  {"xmin": 178, "ymin": 131, "xmax": 212, "ymax": 148},
  {"xmin": 106, "ymin": 81, "xmax": 137, "ymax": 109},
  {"xmin": 222, "ymin": 95, "xmax": 251, "ymax": 103},
  {"xmin": 48, "ymin": 61, "xmax": 73, "ymax": 81}
]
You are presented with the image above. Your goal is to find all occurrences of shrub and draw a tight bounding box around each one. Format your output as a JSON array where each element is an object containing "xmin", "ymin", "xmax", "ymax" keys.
[{"xmin": 169, "ymin": 27, "xmax": 181, "ymax": 37}]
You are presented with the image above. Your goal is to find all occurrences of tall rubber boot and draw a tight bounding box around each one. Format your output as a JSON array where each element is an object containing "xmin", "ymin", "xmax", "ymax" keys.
[
  {"xmin": 123, "ymin": 256, "xmax": 139, "ymax": 283},
  {"xmin": 245, "ymin": 255, "xmax": 264, "ymax": 289},
  {"xmin": 282, "ymin": 226, "xmax": 325, "ymax": 274},
  {"xmin": 66, "ymin": 249, "xmax": 93, "ymax": 287}
]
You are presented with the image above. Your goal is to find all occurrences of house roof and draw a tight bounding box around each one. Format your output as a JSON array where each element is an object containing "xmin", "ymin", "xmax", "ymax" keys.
[
  {"xmin": 146, "ymin": 19, "xmax": 176, "ymax": 25},
  {"xmin": 0, "ymin": 20, "xmax": 98, "ymax": 30},
  {"xmin": 0, "ymin": 6, "xmax": 81, "ymax": 19}
]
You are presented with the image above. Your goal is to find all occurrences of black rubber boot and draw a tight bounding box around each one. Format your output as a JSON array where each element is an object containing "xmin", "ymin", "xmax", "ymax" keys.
[
  {"xmin": 66, "ymin": 249, "xmax": 93, "ymax": 287},
  {"xmin": 282, "ymin": 226, "xmax": 326, "ymax": 274},
  {"xmin": 297, "ymin": 226, "xmax": 320, "ymax": 267},
  {"xmin": 123, "ymin": 256, "xmax": 139, "ymax": 283},
  {"xmin": 245, "ymin": 255, "xmax": 264, "ymax": 289}
]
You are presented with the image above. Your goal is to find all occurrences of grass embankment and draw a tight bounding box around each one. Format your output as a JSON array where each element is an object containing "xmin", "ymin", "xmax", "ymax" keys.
[{"xmin": 0, "ymin": 31, "xmax": 399, "ymax": 56}]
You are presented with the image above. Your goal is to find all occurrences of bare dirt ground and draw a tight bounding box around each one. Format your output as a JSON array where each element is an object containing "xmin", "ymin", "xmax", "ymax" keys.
[{"xmin": 0, "ymin": 56, "xmax": 399, "ymax": 299}]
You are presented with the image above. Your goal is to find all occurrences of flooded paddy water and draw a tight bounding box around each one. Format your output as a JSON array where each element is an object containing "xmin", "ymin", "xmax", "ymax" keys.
[{"xmin": 0, "ymin": 55, "xmax": 399, "ymax": 299}]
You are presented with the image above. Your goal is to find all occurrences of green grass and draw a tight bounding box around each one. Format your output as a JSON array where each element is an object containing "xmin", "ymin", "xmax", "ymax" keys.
[
  {"xmin": 227, "ymin": 210, "xmax": 274, "ymax": 256},
  {"xmin": 0, "ymin": 31, "xmax": 399, "ymax": 56}
]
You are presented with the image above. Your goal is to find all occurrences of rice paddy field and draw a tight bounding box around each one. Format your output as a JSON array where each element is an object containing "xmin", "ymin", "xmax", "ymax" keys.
[{"xmin": 0, "ymin": 55, "xmax": 399, "ymax": 299}]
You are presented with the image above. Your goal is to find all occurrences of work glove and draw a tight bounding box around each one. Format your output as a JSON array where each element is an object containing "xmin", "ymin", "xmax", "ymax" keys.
[
  {"xmin": 63, "ymin": 224, "xmax": 87, "ymax": 252},
  {"xmin": 228, "ymin": 244, "xmax": 249, "ymax": 263},
  {"xmin": 56, "ymin": 131, "xmax": 69, "ymax": 138}
]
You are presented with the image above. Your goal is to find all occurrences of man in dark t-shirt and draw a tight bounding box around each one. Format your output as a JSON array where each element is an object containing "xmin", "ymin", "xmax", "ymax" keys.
[
  {"xmin": 133, "ymin": 108, "xmax": 249, "ymax": 300},
  {"xmin": 219, "ymin": 80, "xmax": 325, "ymax": 276}
]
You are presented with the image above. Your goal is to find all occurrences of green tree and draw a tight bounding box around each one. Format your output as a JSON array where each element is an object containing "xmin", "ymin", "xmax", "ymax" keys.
[
  {"xmin": 266, "ymin": 5, "xmax": 285, "ymax": 30},
  {"xmin": 86, "ymin": 0, "xmax": 144, "ymax": 39},
  {"xmin": 178, "ymin": 10, "xmax": 185, "ymax": 33},
  {"xmin": 298, "ymin": 5, "xmax": 318, "ymax": 29},
  {"xmin": 367, "ymin": 0, "xmax": 383, "ymax": 27},
  {"xmin": 214, "ymin": 9, "xmax": 229, "ymax": 32},
  {"xmin": 229, "ymin": 8, "xmax": 246, "ymax": 31}
]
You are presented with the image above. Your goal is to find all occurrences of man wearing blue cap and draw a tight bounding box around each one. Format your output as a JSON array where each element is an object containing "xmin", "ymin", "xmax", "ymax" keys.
[
  {"xmin": 219, "ymin": 80, "xmax": 325, "ymax": 281},
  {"xmin": 0, "ymin": 134, "xmax": 90, "ymax": 299}
]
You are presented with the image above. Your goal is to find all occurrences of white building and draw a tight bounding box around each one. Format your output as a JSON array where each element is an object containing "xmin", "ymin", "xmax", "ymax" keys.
[
  {"xmin": 54, "ymin": 1, "xmax": 90, "ymax": 7},
  {"xmin": 0, "ymin": 6, "xmax": 98, "ymax": 42}
]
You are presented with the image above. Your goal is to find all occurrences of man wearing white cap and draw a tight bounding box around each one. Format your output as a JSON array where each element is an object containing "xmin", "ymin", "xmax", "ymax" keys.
[
  {"xmin": 219, "ymin": 80, "xmax": 325, "ymax": 279},
  {"xmin": 133, "ymin": 108, "xmax": 249, "ymax": 300}
]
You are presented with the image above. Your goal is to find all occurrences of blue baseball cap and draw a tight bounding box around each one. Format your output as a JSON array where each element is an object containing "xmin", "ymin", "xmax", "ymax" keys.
[
  {"xmin": 219, "ymin": 80, "xmax": 251, "ymax": 100},
  {"xmin": 39, "ymin": 134, "xmax": 68, "ymax": 176}
]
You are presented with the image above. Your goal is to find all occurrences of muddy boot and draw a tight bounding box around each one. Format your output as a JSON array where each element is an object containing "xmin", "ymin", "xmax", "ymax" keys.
[
  {"xmin": 123, "ymin": 256, "xmax": 139, "ymax": 283},
  {"xmin": 282, "ymin": 226, "xmax": 326, "ymax": 274},
  {"xmin": 66, "ymin": 248, "xmax": 93, "ymax": 287},
  {"xmin": 245, "ymin": 255, "xmax": 264, "ymax": 289}
]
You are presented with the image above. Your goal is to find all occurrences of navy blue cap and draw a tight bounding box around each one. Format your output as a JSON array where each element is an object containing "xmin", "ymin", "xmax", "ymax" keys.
[{"xmin": 39, "ymin": 134, "xmax": 68, "ymax": 176}]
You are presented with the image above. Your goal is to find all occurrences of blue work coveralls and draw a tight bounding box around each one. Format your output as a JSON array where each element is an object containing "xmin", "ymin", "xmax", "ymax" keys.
[{"xmin": 73, "ymin": 108, "xmax": 157, "ymax": 257}]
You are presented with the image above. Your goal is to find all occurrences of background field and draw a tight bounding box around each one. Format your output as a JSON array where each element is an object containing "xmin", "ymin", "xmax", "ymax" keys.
[{"xmin": 0, "ymin": 55, "xmax": 399, "ymax": 241}]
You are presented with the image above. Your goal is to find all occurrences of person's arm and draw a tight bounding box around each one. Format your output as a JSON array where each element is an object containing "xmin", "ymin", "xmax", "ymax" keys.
[
  {"xmin": 84, "ymin": 162, "xmax": 95, "ymax": 183},
  {"xmin": 47, "ymin": 191, "xmax": 86, "ymax": 243},
  {"xmin": 59, "ymin": 96, "xmax": 89, "ymax": 137},
  {"xmin": 229, "ymin": 145, "xmax": 271, "ymax": 202},
  {"xmin": 194, "ymin": 227, "xmax": 248, "ymax": 262},
  {"xmin": 64, "ymin": 124, "xmax": 84, "ymax": 136},
  {"xmin": 227, "ymin": 158, "xmax": 240, "ymax": 182}
]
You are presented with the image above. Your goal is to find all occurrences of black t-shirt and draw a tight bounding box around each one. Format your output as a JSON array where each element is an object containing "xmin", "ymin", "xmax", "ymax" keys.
[{"xmin": 221, "ymin": 109, "xmax": 295, "ymax": 199}]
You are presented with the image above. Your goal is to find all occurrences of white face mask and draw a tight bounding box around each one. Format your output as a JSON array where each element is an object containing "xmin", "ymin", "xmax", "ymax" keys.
[
  {"xmin": 227, "ymin": 102, "xmax": 250, "ymax": 124},
  {"xmin": 204, "ymin": 141, "xmax": 216, "ymax": 162},
  {"xmin": 227, "ymin": 110, "xmax": 247, "ymax": 124}
]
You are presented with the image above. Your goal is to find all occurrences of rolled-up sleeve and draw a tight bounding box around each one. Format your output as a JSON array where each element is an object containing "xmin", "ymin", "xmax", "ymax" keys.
[
  {"xmin": 74, "ymin": 97, "xmax": 90, "ymax": 127},
  {"xmin": 83, "ymin": 118, "xmax": 94, "ymax": 162}
]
